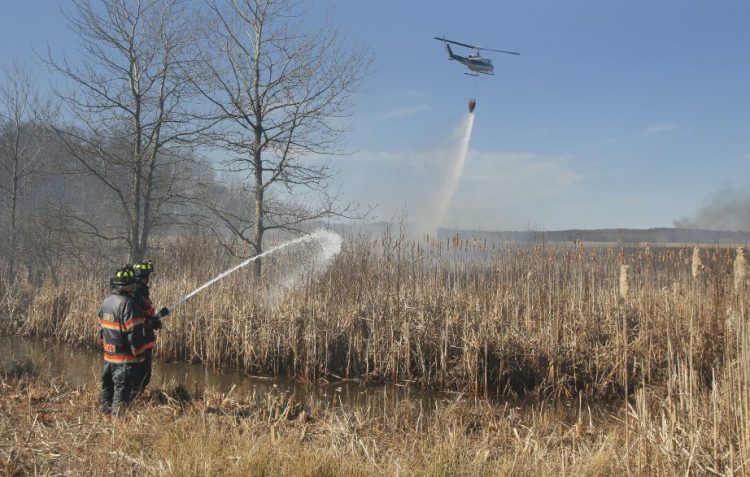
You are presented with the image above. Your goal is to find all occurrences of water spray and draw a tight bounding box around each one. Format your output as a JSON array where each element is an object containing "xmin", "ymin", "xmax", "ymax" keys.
[
  {"xmin": 164, "ymin": 230, "xmax": 342, "ymax": 313},
  {"xmin": 421, "ymin": 111, "xmax": 475, "ymax": 234}
]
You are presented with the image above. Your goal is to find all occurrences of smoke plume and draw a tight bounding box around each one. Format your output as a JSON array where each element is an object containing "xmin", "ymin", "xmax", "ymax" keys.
[{"xmin": 674, "ymin": 185, "xmax": 750, "ymax": 231}]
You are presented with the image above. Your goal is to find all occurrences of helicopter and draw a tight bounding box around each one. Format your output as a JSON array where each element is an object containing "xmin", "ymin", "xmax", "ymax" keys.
[{"xmin": 434, "ymin": 36, "xmax": 519, "ymax": 76}]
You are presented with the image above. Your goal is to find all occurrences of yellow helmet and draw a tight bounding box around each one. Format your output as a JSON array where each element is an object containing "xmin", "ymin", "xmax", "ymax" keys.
[
  {"xmin": 112, "ymin": 266, "xmax": 137, "ymax": 286},
  {"xmin": 133, "ymin": 260, "xmax": 154, "ymax": 278}
]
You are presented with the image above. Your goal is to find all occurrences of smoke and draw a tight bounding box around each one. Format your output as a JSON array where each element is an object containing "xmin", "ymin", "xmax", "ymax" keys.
[{"xmin": 674, "ymin": 185, "xmax": 750, "ymax": 231}]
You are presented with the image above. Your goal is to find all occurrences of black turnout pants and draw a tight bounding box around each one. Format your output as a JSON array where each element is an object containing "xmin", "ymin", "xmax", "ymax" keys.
[
  {"xmin": 136, "ymin": 349, "xmax": 153, "ymax": 394},
  {"xmin": 100, "ymin": 362, "xmax": 137, "ymax": 416}
]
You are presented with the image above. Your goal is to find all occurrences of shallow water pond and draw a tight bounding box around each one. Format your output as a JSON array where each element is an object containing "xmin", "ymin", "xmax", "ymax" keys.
[{"xmin": 1, "ymin": 335, "xmax": 448, "ymax": 415}]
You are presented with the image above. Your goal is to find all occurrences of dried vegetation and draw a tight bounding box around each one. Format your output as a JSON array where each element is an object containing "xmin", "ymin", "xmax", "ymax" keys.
[{"xmin": 1, "ymin": 233, "xmax": 749, "ymax": 474}]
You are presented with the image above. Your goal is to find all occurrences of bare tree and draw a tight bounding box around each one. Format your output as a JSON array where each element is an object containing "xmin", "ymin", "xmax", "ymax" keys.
[
  {"xmin": 48, "ymin": 0, "xmax": 204, "ymax": 262},
  {"xmin": 195, "ymin": 0, "xmax": 369, "ymax": 275},
  {"xmin": 0, "ymin": 62, "xmax": 52, "ymax": 279}
]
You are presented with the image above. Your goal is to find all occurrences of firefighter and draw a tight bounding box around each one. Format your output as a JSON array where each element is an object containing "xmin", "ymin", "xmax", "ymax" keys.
[
  {"xmin": 99, "ymin": 266, "xmax": 147, "ymax": 418},
  {"xmin": 132, "ymin": 260, "xmax": 169, "ymax": 395}
]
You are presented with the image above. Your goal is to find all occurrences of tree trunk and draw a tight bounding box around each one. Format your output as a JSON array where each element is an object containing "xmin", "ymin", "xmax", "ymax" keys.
[
  {"xmin": 129, "ymin": 94, "xmax": 143, "ymax": 264},
  {"xmin": 138, "ymin": 157, "xmax": 156, "ymax": 264},
  {"xmin": 253, "ymin": 145, "xmax": 264, "ymax": 278},
  {"xmin": 129, "ymin": 174, "xmax": 143, "ymax": 263},
  {"xmin": 9, "ymin": 164, "xmax": 18, "ymax": 280},
  {"xmin": 8, "ymin": 123, "xmax": 21, "ymax": 280},
  {"xmin": 252, "ymin": 22, "xmax": 263, "ymax": 278}
]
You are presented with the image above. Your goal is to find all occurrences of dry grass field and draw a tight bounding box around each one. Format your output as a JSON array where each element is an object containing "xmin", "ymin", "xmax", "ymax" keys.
[
  {"xmin": 2, "ymin": 232, "xmax": 749, "ymax": 474},
  {"xmin": 0, "ymin": 349, "xmax": 748, "ymax": 476}
]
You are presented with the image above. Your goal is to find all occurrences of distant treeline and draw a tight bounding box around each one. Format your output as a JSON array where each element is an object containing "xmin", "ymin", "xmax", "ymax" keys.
[
  {"xmin": 336, "ymin": 223, "xmax": 750, "ymax": 244},
  {"xmin": 438, "ymin": 227, "xmax": 750, "ymax": 244}
]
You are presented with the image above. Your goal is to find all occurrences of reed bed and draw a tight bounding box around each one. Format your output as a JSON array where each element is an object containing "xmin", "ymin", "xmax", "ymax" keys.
[
  {"xmin": 2, "ymin": 342, "xmax": 750, "ymax": 477},
  {"xmin": 2, "ymin": 232, "xmax": 750, "ymax": 474},
  {"xmin": 8, "ymin": 234, "xmax": 747, "ymax": 401}
]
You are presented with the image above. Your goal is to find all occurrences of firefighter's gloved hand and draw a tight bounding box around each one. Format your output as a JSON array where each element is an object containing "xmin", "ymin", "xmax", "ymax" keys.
[
  {"xmin": 151, "ymin": 316, "xmax": 163, "ymax": 330},
  {"xmin": 157, "ymin": 307, "xmax": 170, "ymax": 318}
]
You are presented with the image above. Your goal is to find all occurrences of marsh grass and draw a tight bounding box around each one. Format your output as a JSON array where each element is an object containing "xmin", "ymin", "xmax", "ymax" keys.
[
  {"xmin": 1, "ymin": 353, "xmax": 750, "ymax": 477},
  {"xmin": 3, "ymin": 232, "xmax": 750, "ymax": 472},
  {"xmin": 735, "ymin": 247, "xmax": 747, "ymax": 291},
  {"xmin": 8, "ymin": 234, "xmax": 746, "ymax": 400}
]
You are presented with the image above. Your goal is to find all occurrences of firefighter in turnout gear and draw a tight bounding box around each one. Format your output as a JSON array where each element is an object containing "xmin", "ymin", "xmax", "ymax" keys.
[
  {"xmin": 133, "ymin": 260, "xmax": 169, "ymax": 395},
  {"xmin": 99, "ymin": 266, "xmax": 147, "ymax": 417}
]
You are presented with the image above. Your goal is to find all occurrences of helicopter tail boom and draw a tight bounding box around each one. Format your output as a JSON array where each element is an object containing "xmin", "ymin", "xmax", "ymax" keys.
[{"xmin": 445, "ymin": 43, "xmax": 457, "ymax": 60}]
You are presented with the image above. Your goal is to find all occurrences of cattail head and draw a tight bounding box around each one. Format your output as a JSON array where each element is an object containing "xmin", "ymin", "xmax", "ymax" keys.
[
  {"xmin": 734, "ymin": 247, "xmax": 746, "ymax": 291},
  {"xmin": 619, "ymin": 264, "xmax": 629, "ymax": 300},
  {"xmin": 691, "ymin": 246, "xmax": 702, "ymax": 279}
]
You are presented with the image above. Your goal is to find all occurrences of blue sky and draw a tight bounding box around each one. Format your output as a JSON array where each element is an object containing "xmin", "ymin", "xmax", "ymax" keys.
[{"xmin": 2, "ymin": 0, "xmax": 749, "ymax": 230}]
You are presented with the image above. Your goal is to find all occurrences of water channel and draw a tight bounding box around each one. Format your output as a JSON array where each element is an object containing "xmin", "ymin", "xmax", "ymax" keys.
[{"xmin": 0, "ymin": 335, "xmax": 451, "ymax": 415}]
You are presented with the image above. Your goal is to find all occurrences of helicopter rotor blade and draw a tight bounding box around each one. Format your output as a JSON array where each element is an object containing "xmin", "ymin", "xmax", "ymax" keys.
[
  {"xmin": 479, "ymin": 47, "xmax": 520, "ymax": 55},
  {"xmin": 434, "ymin": 37, "xmax": 520, "ymax": 55},
  {"xmin": 433, "ymin": 37, "xmax": 479, "ymax": 50}
]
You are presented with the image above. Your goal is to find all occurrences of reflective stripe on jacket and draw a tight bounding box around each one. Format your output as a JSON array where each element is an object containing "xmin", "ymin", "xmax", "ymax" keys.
[{"xmin": 98, "ymin": 292, "xmax": 146, "ymax": 364}]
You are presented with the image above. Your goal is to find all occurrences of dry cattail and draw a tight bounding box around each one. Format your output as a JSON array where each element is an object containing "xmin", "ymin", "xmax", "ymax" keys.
[
  {"xmin": 619, "ymin": 264, "xmax": 629, "ymax": 299},
  {"xmin": 734, "ymin": 247, "xmax": 746, "ymax": 291},
  {"xmin": 691, "ymin": 246, "xmax": 702, "ymax": 279}
]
